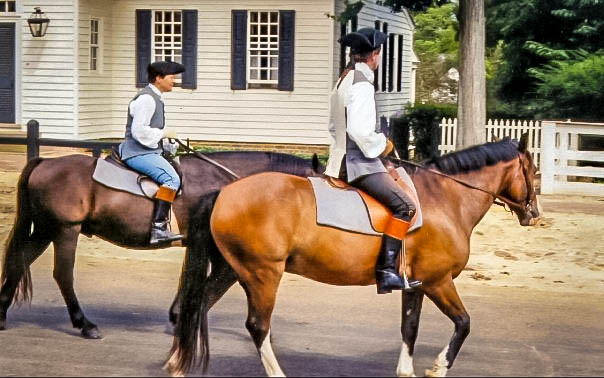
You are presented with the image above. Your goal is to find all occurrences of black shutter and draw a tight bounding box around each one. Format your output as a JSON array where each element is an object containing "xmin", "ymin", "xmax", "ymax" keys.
[
  {"xmin": 381, "ymin": 22, "xmax": 388, "ymax": 92},
  {"xmin": 231, "ymin": 10, "xmax": 247, "ymax": 90},
  {"xmin": 278, "ymin": 10, "xmax": 295, "ymax": 91},
  {"xmin": 351, "ymin": 15, "xmax": 358, "ymax": 31},
  {"xmin": 374, "ymin": 20, "xmax": 380, "ymax": 90},
  {"xmin": 0, "ymin": 23, "xmax": 15, "ymax": 123},
  {"xmin": 388, "ymin": 33, "xmax": 395, "ymax": 92},
  {"xmin": 136, "ymin": 10, "xmax": 152, "ymax": 88},
  {"xmin": 397, "ymin": 34, "xmax": 403, "ymax": 92},
  {"xmin": 181, "ymin": 10, "xmax": 197, "ymax": 89}
]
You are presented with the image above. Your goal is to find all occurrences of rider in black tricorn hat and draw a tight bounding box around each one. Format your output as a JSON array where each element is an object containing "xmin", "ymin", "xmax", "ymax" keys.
[
  {"xmin": 119, "ymin": 61, "xmax": 186, "ymax": 246},
  {"xmin": 325, "ymin": 27, "xmax": 422, "ymax": 294}
]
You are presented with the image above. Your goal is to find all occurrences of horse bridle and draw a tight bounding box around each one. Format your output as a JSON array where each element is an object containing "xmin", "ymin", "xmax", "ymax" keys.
[{"xmin": 388, "ymin": 155, "xmax": 536, "ymax": 216}]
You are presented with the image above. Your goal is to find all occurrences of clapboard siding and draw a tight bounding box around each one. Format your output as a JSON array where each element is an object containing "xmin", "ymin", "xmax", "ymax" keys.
[
  {"xmin": 332, "ymin": 0, "xmax": 414, "ymax": 121},
  {"xmin": 74, "ymin": 0, "xmax": 333, "ymax": 144},
  {"xmin": 77, "ymin": 0, "xmax": 114, "ymax": 137},
  {"xmin": 20, "ymin": 0, "xmax": 76, "ymax": 138}
]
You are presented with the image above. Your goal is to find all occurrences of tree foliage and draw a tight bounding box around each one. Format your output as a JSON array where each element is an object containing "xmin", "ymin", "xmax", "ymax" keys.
[{"xmin": 486, "ymin": 0, "xmax": 604, "ymax": 118}]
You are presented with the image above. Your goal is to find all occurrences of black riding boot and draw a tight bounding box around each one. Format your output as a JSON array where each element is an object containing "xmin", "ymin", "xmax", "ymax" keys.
[
  {"xmin": 376, "ymin": 235, "xmax": 422, "ymax": 294},
  {"xmin": 150, "ymin": 197, "xmax": 183, "ymax": 246}
]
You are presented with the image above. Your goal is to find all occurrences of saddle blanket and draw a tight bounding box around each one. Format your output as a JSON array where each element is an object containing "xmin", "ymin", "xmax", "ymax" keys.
[
  {"xmin": 93, "ymin": 158, "xmax": 162, "ymax": 198},
  {"xmin": 308, "ymin": 167, "xmax": 423, "ymax": 236}
]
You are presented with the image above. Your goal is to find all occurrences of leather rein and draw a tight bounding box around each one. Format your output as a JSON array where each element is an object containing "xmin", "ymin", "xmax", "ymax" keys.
[
  {"xmin": 172, "ymin": 138, "xmax": 240, "ymax": 180},
  {"xmin": 387, "ymin": 156, "xmax": 532, "ymax": 214}
]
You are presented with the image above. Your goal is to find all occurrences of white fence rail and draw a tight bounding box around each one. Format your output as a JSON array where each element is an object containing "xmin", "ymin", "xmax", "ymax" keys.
[
  {"xmin": 540, "ymin": 121, "xmax": 604, "ymax": 196},
  {"xmin": 439, "ymin": 118, "xmax": 542, "ymax": 167}
]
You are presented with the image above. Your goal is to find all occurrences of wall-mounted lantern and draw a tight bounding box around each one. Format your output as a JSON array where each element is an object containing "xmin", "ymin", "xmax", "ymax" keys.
[{"xmin": 27, "ymin": 7, "xmax": 50, "ymax": 38}]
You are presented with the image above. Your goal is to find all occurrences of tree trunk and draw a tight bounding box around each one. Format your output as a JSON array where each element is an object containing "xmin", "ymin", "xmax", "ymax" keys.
[{"xmin": 457, "ymin": 0, "xmax": 486, "ymax": 148}]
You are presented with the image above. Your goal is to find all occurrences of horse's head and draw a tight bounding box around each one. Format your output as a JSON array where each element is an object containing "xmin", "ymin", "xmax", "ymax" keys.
[{"xmin": 501, "ymin": 133, "xmax": 541, "ymax": 226}]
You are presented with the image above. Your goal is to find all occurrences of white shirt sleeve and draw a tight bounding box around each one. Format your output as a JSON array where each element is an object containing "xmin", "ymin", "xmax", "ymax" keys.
[
  {"xmin": 129, "ymin": 94, "xmax": 165, "ymax": 149},
  {"xmin": 346, "ymin": 82, "xmax": 387, "ymax": 158}
]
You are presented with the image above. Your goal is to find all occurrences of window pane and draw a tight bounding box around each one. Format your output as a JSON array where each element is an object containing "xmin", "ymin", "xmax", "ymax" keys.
[
  {"xmin": 155, "ymin": 12, "xmax": 162, "ymax": 22},
  {"xmin": 165, "ymin": 12, "xmax": 171, "ymax": 22},
  {"xmin": 250, "ymin": 70, "xmax": 258, "ymax": 80},
  {"xmin": 261, "ymin": 12, "xmax": 268, "ymax": 23},
  {"xmin": 175, "ymin": 24, "xmax": 181, "ymax": 34},
  {"xmin": 270, "ymin": 57, "xmax": 278, "ymax": 67},
  {"xmin": 175, "ymin": 12, "xmax": 181, "ymax": 22},
  {"xmin": 270, "ymin": 12, "xmax": 278, "ymax": 23},
  {"xmin": 155, "ymin": 24, "xmax": 162, "ymax": 34},
  {"xmin": 175, "ymin": 36, "xmax": 181, "ymax": 43},
  {"xmin": 250, "ymin": 57, "xmax": 258, "ymax": 68},
  {"xmin": 261, "ymin": 57, "xmax": 268, "ymax": 68},
  {"xmin": 270, "ymin": 70, "xmax": 277, "ymax": 80},
  {"xmin": 260, "ymin": 70, "xmax": 268, "ymax": 80},
  {"xmin": 0, "ymin": 3, "xmax": 6, "ymax": 12},
  {"xmin": 260, "ymin": 25, "xmax": 267, "ymax": 35},
  {"xmin": 164, "ymin": 24, "xmax": 171, "ymax": 34},
  {"xmin": 270, "ymin": 25, "xmax": 278, "ymax": 35},
  {"xmin": 251, "ymin": 25, "xmax": 258, "ymax": 35},
  {"xmin": 251, "ymin": 12, "xmax": 258, "ymax": 23}
]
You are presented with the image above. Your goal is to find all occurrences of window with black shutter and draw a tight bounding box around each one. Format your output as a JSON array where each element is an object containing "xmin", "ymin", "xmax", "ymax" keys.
[
  {"xmin": 136, "ymin": 9, "xmax": 197, "ymax": 89},
  {"xmin": 397, "ymin": 34, "xmax": 403, "ymax": 92},
  {"xmin": 381, "ymin": 22, "xmax": 388, "ymax": 92},
  {"xmin": 232, "ymin": 10, "xmax": 295, "ymax": 91}
]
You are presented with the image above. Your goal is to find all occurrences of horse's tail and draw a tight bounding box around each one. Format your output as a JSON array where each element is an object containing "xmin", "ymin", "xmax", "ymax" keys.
[
  {"xmin": 165, "ymin": 190, "xmax": 220, "ymax": 376},
  {"xmin": 1, "ymin": 157, "xmax": 43, "ymax": 305}
]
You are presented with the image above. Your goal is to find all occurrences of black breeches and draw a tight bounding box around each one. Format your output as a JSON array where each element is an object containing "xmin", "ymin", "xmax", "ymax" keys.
[{"xmin": 352, "ymin": 172, "xmax": 416, "ymax": 221}]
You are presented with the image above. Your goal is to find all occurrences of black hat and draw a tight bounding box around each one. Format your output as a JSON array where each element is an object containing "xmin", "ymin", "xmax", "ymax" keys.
[
  {"xmin": 148, "ymin": 61, "xmax": 185, "ymax": 77},
  {"xmin": 338, "ymin": 27, "xmax": 387, "ymax": 55}
]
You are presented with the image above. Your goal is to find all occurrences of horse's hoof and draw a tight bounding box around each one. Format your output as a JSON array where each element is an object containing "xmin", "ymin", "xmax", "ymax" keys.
[
  {"xmin": 424, "ymin": 367, "xmax": 447, "ymax": 377},
  {"xmin": 82, "ymin": 327, "xmax": 103, "ymax": 339}
]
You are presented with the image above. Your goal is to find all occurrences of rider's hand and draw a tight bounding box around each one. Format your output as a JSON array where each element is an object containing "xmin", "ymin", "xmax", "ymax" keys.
[
  {"xmin": 163, "ymin": 128, "xmax": 178, "ymax": 140},
  {"xmin": 380, "ymin": 138, "xmax": 395, "ymax": 158}
]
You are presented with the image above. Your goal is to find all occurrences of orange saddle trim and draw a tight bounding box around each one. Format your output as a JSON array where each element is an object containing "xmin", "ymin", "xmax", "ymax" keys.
[{"xmin": 326, "ymin": 172, "xmax": 419, "ymax": 240}]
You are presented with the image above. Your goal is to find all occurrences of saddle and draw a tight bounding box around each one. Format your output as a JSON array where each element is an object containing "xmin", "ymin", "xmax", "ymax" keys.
[{"xmin": 308, "ymin": 167, "xmax": 422, "ymax": 239}]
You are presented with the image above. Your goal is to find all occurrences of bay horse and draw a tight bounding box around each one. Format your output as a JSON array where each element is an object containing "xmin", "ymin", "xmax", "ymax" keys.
[
  {"xmin": 166, "ymin": 134, "xmax": 540, "ymax": 377},
  {"xmin": 0, "ymin": 151, "xmax": 322, "ymax": 339}
]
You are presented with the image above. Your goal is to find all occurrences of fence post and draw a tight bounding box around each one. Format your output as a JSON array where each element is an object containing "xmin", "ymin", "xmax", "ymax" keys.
[
  {"xmin": 27, "ymin": 119, "xmax": 40, "ymax": 161},
  {"xmin": 540, "ymin": 121, "xmax": 556, "ymax": 194}
]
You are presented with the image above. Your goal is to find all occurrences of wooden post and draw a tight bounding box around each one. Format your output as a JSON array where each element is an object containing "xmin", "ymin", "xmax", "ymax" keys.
[
  {"xmin": 27, "ymin": 119, "xmax": 40, "ymax": 161},
  {"xmin": 540, "ymin": 121, "xmax": 556, "ymax": 195}
]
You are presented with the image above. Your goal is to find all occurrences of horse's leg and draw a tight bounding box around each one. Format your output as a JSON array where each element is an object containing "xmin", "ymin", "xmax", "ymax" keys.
[
  {"xmin": 396, "ymin": 290, "xmax": 425, "ymax": 377},
  {"xmin": 52, "ymin": 225, "xmax": 101, "ymax": 339},
  {"xmin": 0, "ymin": 231, "xmax": 52, "ymax": 330},
  {"xmin": 239, "ymin": 265, "xmax": 286, "ymax": 377},
  {"xmin": 423, "ymin": 279, "xmax": 470, "ymax": 377}
]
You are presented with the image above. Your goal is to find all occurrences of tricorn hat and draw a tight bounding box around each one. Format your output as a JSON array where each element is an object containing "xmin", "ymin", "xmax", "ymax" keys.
[
  {"xmin": 338, "ymin": 27, "xmax": 387, "ymax": 55},
  {"xmin": 148, "ymin": 61, "xmax": 186, "ymax": 77}
]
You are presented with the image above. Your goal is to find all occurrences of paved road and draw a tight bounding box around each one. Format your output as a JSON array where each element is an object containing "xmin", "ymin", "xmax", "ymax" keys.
[{"xmin": 0, "ymin": 248, "xmax": 602, "ymax": 377}]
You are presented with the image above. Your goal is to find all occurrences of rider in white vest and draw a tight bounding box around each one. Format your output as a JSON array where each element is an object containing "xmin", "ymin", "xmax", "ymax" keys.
[
  {"xmin": 325, "ymin": 28, "xmax": 422, "ymax": 294},
  {"xmin": 119, "ymin": 61, "xmax": 184, "ymax": 245}
]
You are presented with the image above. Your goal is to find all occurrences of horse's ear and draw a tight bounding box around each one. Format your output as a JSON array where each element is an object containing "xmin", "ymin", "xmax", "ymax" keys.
[
  {"xmin": 518, "ymin": 132, "xmax": 529, "ymax": 153},
  {"xmin": 312, "ymin": 153, "xmax": 321, "ymax": 173},
  {"xmin": 491, "ymin": 131, "xmax": 500, "ymax": 142}
]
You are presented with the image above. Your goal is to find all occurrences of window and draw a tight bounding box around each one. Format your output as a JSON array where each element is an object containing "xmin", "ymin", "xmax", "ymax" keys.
[
  {"xmin": 0, "ymin": 0, "xmax": 16, "ymax": 13},
  {"xmin": 248, "ymin": 11, "xmax": 279, "ymax": 85},
  {"xmin": 90, "ymin": 18, "xmax": 100, "ymax": 71},
  {"xmin": 153, "ymin": 10, "xmax": 182, "ymax": 64}
]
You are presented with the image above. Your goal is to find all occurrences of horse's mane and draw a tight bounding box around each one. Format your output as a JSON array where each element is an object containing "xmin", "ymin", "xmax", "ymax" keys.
[{"xmin": 423, "ymin": 139, "xmax": 519, "ymax": 175}]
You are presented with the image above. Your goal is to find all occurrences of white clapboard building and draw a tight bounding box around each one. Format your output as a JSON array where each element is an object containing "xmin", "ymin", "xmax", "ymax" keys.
[{"xmin": 1, "ymin": 0, "xmax": 417, "ymax": 147}]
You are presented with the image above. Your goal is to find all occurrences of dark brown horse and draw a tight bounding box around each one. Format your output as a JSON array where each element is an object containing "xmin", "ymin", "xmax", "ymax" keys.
[
  {"xmin": 0, "ymin": 151, "xmax": 322, "ymax": 339},
  {"xmin": 166, "ymin": 135, "xmax": 540, "ymax": 376}
]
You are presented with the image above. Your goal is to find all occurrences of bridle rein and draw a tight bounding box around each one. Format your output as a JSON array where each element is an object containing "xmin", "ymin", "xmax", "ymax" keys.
[{"xmin": 389, "ymin": 155, "xmax": 536, "ymax": 216}]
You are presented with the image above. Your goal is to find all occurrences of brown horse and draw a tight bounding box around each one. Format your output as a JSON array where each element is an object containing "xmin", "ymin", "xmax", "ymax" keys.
[
  {"xmin": 0, "ymin": 151, "xmax": 322, "ymax": 339},
  {"xmin": 166, "ymin": 134, "xmax": 540, "ymax": 376}
]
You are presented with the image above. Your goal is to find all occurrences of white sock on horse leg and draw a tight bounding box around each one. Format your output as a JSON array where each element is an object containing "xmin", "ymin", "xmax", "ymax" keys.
[
  {"xmin": 425, "ymin": 345, "xmax": 449, "ymax": 377},
  {"xmin": 258, "ymin": 329, "xmax": 286, "ymax": 377},
  {"xmin": 396, "ymin": 342, "xmax": 416, "ymax": 377}
]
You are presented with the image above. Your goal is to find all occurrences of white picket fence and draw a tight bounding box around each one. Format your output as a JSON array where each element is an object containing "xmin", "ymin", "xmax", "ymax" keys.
[
  {"xmin": 437, "ymin": 118, "xmax": 604, "ymax": 196},
  {"xmin": 540, "ymin": 120, "xmax": 604, "ymax": 196},
  {"xmin": 439, "ymin": 118, "xmax": 543, "ymax": 167}
]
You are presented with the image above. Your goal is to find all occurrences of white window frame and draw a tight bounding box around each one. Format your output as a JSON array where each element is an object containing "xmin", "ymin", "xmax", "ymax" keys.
[
  {"xmin": 89, "ymin": 18, "xmax": 102, "ymax": 72},
  {"xmin": 152, "ymin": 10, "xmax": 183, "ymax": 86},
  {"xmin": 0, "ymin": 0, "xmax": 16, "ymax": 14},
  {"xmin": 247, "ymin": 10, "xmax": 279, "ymax": 86}
]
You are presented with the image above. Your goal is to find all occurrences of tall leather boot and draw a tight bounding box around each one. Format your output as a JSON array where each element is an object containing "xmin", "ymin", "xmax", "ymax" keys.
[
  {"xmin": 376, "ymin": 235, "xmax": 422, "ymax": 294},
  {"xmin": 150, "ymin": 186, "xmax": 183, "ymax": 245}
]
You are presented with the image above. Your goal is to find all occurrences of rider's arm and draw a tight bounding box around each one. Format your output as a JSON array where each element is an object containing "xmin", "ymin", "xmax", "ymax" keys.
[
  {"xmin": 130, "ymin": 94, "xmax": 164, "ymax": 148},
  {"xmin": 346, "ymin": 81, "xmax": 387, "ymax": 158}
]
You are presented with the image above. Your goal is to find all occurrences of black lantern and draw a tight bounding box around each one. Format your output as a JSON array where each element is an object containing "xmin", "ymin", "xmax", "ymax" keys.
[{"xmin": 27, "ymin": 7, "xmax": 50, "ymax": 38}]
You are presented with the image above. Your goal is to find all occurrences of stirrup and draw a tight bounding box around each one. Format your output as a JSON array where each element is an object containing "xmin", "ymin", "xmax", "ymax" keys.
[{"xmin": 401, "ymin": 240, "xmax": 423, "ymax": 292}]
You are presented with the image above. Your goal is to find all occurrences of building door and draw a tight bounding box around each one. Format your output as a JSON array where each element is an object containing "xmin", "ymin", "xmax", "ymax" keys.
[{"xmin": 0, "ymin": 23, "xmax": 15, "ymax": 123}]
